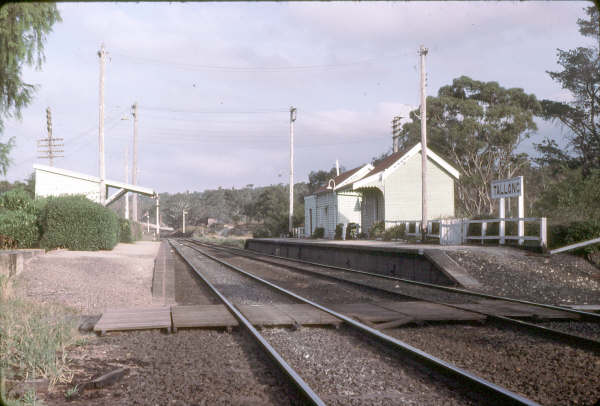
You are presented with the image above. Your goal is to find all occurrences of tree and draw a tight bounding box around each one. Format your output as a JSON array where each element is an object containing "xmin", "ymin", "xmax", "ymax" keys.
[
  {"xmin": 0, "ymin": 4, "xmax": 61, "ymax": 174},
  {"xmin": 398, "ymin": 76, "xmax": 541, "ymax": 216},
  {"xmin": 307, "ymin": 167, "xmax": 340, "ymax": 194},
  {"xmin": 542, "ymin": 6, "xmax": 600, "ymax": 176}
]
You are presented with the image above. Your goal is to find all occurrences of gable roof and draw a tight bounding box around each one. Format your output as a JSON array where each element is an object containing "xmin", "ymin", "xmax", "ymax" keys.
[
  {"xmin": 314, "ymin": 163, "xmax": 373, "ymax": 194},
  {"xmin": 353, "ymin": 143, "xmax": 459, "ymax": 189}
]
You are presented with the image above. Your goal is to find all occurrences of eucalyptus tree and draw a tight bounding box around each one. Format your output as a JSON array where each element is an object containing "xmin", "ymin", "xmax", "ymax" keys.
[
  {"xmin": 0, "ymin": 4, "xmax": 61, "ymax": 175},
  {"xmin": 398, "ymin": 76, "xmax": 541, "ymax": 217}
]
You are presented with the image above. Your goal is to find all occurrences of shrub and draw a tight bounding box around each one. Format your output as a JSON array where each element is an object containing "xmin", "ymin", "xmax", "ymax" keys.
[
  {"xmin": 383, "ymin": 224, "xmax": 405, "ymax": 241},
  {"xmin": 369, "ymin": 221, "xmax": 385, "ymax": 239},
  {"xmin": 549, "ymin": 220, "xmax": 600, "ymax": 256},
  {"xmin": 334, "ymin": 223, "xmax": 344, "ymax": 240},
  {"xmin": 0, "ymin": 188, "xmax": 37, "ymax": 215},
  {"xmin": 253, "ymin": 226, "xmax": 272, "ymax": 238},
  {"xmin": 133, "ymin": 221, "xmax": 143, "ymax": 241},
  {"xmin": 345, "ymin": 223, "xmax": 359, "ymax": 240},
  {"xmin": 312, "ymin": 227, "xmax": 324, "ymax": 238},
  {"xmin": 40, "ymin": 195, "xmax": 120, "ymax": 251},
  {"xmin": 0, "ymin": 210, "xmax": 39, "ymax": 248},
  {"xmin": 119, "ymin": 218, "xmax": 133, "ymax": 243}
]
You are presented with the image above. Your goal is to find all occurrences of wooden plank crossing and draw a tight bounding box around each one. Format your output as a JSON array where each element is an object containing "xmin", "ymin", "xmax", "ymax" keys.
[
  {"xmin": 453, "ymin": 300, "xmax": 579, "ymax": 320},
  {"xmin": 92, "ymin": 299, "xmax": 578, "ymax": 334},
  {"xmin": 171, "ymin": 305, "xmax": 238, "ymax": 330},
  {"xmin": 94, "ymin": 306, "xmax": 172, "ymax": 334},
  {"xmin": 375, "ymin": 301, "xmax": 487, "ymax": 322}
]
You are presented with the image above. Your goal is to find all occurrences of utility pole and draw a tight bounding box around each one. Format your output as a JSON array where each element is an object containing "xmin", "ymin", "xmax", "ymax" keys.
[
  {"xmin": 335, "ymin": 159, "xmax": 340, "ymax": 176},
  {"xmin": 131, "ymin": 102, "xmax": 139, "ymax": 222},
  {"xmin": 156, "ymin": 197, "xmax": 160, "ymax": 240},
  {"xmin": 391, "ymin": 116, "xmax": 403, "ymax": 153},
  {"xmin": 98, "ymin": 44, "xmax": 107, "ymax": 204},
  {"xmin": 288, "ymin": 106, "xmax": 297, "ymax": 235},
  {"xmin": 124, "ymin": 145, "xmax": 129, "ymax": 219},
  {"xmin": 182, "ymin": 210, "xmax": 188, "ymax": 234},
  {"xmin": 37, "ymin": 107, "xmax": 64, "ymax": 166},
  {"xmin": 419, "ymin": 45, "xmax": 429, "ymax": 240}
]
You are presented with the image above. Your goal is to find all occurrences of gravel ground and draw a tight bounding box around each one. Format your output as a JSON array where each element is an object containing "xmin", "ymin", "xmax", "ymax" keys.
[
  {"xmin": 262, "ymin": 326, "xmax": 476, "ymax": 406},
  {"xmin": 387, "ymin": 324, "xmax": 600, "ymax": 406},
  {"xmin": 44, "ymin": 330, "xmax": 307, "ymax": 405},
  {"xmin": 173, "ymin": 246, "xmax": 219, "ymax": 305},
  {"xmin": 14, "ymin": 242, "xmax": 160, "ymax": 313},
  {"xmin": 534, "ymin": 320, "xmax": 600, "ymax": 342},
  {"xmin": 177, "ymin": 243, "xmax": 296, "ymax": 305},
  {"xmin": 445, "ymin": 248, "xmax": 600, "ymax": 305}
]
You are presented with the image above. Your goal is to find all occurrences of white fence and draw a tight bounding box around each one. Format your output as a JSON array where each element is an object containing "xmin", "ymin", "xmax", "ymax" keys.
[{"xmin": 386, "ymin": 217, "xmax": 547, "ymax": 249}]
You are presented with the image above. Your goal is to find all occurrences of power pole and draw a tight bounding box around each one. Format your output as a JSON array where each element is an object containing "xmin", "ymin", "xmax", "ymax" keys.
[
  {"xmin": 124, "ymin": 145, "xmax": 129, "ymax": 219},
  {"xmin": 419, "ymin": 45, "xmax": 429, "ymax": 240},
  {"xmin": 391, "ymin": 116, "xmax": 403, "ymax": 153},
  {"xmin": 155, "ymin": 197, "xmax": 160, "ymax": 240},
  {"xmin": 288, "ymin": 106, "xmax": 297, "ymax": 235},
  {"xmin": 37, "ymin": 107, "xmax": 64, "ymax": 166},
  {"xmin": 98, "ymin": 44, "xmax": 107, "ymax": 204},
  {"xmin": 131, "ymin": 102, "xmax": 139, "ymax": 222},
  {"xmin": 182, "ymin": 210, "xmax": 188, "ymax": 234}
]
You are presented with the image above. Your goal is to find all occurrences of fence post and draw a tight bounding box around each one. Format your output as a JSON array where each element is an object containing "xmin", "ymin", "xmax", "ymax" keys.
[
  {"xmin": 540, "ymin": 217, "xmax": 547, "ymax": 252},
  {"xmin": 481, "ymin": 221, "xmax": 487, "ymax": 245},
  {"xmin": 499, "ymin": 198, "xmax": 505, "ymax": 245}
]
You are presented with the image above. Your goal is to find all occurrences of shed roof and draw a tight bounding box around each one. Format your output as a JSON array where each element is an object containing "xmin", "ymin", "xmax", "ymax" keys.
[{"xmin": 314, "ymin": 163, "xmax": 373, "ymax": 194}]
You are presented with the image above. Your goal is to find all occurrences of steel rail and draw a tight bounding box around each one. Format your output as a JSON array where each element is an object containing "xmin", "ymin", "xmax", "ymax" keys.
[
  {"xmin": 190, "ymin": 240, "xmax": 600, "ymax": 354},
  {"xmin": 180, "ymin": 240, "xmax": 540, "ymax": 406},
  {"xmin": 192, "ymin": 238, "xmax": 600, "ymax": 322},
  {"xmin": 168, "ymin": 240, "xmax": 326, "ymax": 406}
]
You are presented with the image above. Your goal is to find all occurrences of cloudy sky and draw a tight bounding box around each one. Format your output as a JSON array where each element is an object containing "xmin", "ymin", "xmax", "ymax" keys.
[{"xmin": 2, "ymin": 2, "xmax": 592, "ymax": 193}]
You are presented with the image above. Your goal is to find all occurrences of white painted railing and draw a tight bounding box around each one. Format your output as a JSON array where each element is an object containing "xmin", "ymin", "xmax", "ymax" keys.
[{"xmin": 385, "ymin": 217, "xmax": 547, "ymax": 249}]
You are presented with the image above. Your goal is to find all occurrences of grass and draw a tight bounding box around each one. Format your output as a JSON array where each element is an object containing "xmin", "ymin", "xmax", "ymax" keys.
[{"xmin": 1, "ymin": 275, "xmax": 80, "ymax": 405}]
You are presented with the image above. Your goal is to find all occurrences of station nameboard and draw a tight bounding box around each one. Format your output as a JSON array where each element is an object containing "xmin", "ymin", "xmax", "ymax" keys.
[{"xmin": 491, "ymin": 176, "xmax": 523, "ymax": 199}]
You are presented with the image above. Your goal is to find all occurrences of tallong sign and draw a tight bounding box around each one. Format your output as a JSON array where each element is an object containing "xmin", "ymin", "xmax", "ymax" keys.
[
  {"xmin": 491, "ymin": 176, "xmax": 523, "ymax": 199},
  {"xmin": 490, "ymin": 176, "xmax": 525, "ymax": 245}
]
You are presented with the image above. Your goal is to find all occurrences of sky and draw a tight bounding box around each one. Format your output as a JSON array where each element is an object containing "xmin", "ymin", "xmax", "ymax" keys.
[{"xmin": 2, "ymin": 1, "xmax": 593, "ymax": 193}]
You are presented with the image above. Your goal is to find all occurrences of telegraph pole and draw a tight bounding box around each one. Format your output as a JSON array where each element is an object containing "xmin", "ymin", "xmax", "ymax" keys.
[
  {"xmin": 391, "ymin": 116, "xmax": 403, "ymax": 153},
  {"xmin": 98, "ymin": 44, "xmax": 107, "ymax": 204},
  {"xmin": 124, "ymin": 146, "xmax": 129, "ymax": 219},
  {"xmin": 419, "ymin": 45, "xmax": 429, "ymax": 240},
  {"xmin": 182, "ymin": 210, "xmax": 188, "ymax": 234},
  {"xmin": 37, "ymin": 107, "xmax": 64, "ymax": 166},
  {"xmin": 131, "ymin": 102, "xmax": 139, "ymax": 222},
  {"xmin": 288, "ymin": 106, "xmax": 297, "ymax": 235},
  {"xmin": 156, "ymin": 197, "xmax": 160, "ymax": 240}
]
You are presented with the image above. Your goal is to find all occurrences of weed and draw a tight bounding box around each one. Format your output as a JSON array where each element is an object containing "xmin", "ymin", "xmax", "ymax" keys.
[{"xmin": 64, "ymin": 384, "xmax": 78, "ymax": 399}]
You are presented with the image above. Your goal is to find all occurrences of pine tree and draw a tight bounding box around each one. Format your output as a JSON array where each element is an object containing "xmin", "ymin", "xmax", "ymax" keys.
[{"xmin": 0, "ymin": 3, "xmax": 61, "ymax": 174}]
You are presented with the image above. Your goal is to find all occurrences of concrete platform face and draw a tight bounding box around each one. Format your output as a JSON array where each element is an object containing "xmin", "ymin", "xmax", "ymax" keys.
[
  {"xmin": 246, "ymin": 238, "xmax": 459, "ymax": 286},
  {"xmin": 94, "ymin": 306, "xmax": 172, "ymax": 333}
]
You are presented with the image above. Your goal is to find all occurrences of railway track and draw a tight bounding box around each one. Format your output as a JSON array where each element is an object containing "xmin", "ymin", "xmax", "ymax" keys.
[
  {"xmin": 170, "ymin": 239, "xmax": 540, "ymax": 405},
  {"xmin": 179, "ymin": 239, "xmax": 600, "ymax": 405},
  {"xmin": 189, "ymin": 238, "xmax": 600, "ymax": 351}
]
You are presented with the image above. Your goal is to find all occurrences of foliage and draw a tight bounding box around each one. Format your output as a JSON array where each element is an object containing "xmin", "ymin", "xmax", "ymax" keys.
[
  {"xmin": 383, "ymin": 224, "xmax": 405, "ymax": 241},
  {"xmin": 369, "ymin": 221, "xmax": 385, "ymax": 239},
  {"xmin": 345, "ymin": 222, "xmax": 359, "ymax": 240},
  {"xmin": 0, "ymin": 4, "xmax": 62, "ymax": 174},
  {"xmin": 0, "ymin": 173, "xmax": 35, "ymax": 197},
  {"xmin": 0, "ymin": 294, "xmax": 78, "ymax": 391},
  {"xmin": 399, "ymin": 76, "xmax": 541, "ymax": 217},
  {"xmin": 308, "ymin": 167, "xmax": 340, "ymax": 194},
  {"xmin": 118, "ymin": 218, "xmax": 133, "ymax": 243},
  {"xmin": 312, "ymin": 227, "xmax": 324, "ymax": 238},
  {"xmin": 334, "ymin": 223, "xmax": 344, "ymax": 240},
  {"xmin": 542, "ymin": 6, "xmax": 599, "ymax": 176},
  {"xmin": 132, "ymin": 221, "xmax": 143, "ymax": 240},
  {"xmin": 549, "ymin": 220, "xmax": 600, "ymax": 256},
  {"xmin": 0, "ymin": 209, "xmax": 39, "ymax": 248},
  {"xmin": 39, "ymin": 195, "xmax": 119, "ymax": 251},
  {"xmin": 0, "ymin": 188, "xmax": 37, "ymax": 214}
]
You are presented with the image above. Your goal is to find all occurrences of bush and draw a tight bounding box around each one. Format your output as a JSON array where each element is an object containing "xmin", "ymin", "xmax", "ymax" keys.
[
  {"xmin": 0, "ymin": 210, "xmax": 39, "ymax": 249},
  {"xmin": 312, "ymin": 227, "xmax": 324, "ymax": 238},
  {"xmin": 133, "ymin": 221, "xmax": 143, "ymax": 240},
  {"xmin": 253, "ymin": 226, "xmax": 272, "ymax": 238},
  {"xmin": 345, "ymin": 223, "xmax": 359, "ymax": 240},
  {"xmin": 119, "ymin": 218, "xmax": 134, "ymax": 243},
  {"xmin": 334, "ymin": 223, "xmax": 344, "ymax": 240},
  {"xmin": 40, "ymin": 195, "xmax": 120, "ymax": 251},
  {"xmin": 0, "ymin": 188, "xmax": 37, "ymax": 215},
  {"xmin": 369, "ymin": 221, "xmax": 385, "ymax": 239},
  {"xmin": 383, "ymin": 224, "xmax": 405, "ymax": 241},
  {"xmin": 549, "ymin": 220, "xmax": 600, "ymax": 256}
]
